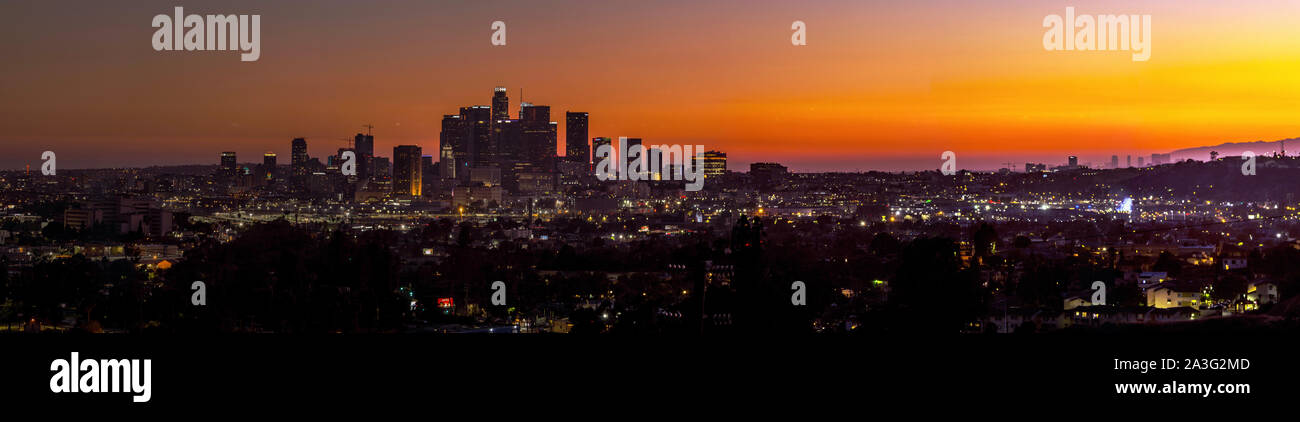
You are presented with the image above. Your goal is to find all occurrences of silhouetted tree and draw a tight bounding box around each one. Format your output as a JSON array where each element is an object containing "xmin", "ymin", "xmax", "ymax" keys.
[
  {"xmin": 889, "ymin": 237, "xmax": 986, "ymax": 333},
  {"xmin": 972, "ymin": 223, "xmax": 998, "ymax": 260},
  {"xmin": 1153, "ymin": 251, "xmax": 1182, "ymax": 277}
]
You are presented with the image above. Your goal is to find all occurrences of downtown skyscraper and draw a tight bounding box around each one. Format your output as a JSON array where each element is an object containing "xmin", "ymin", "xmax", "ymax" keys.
[
  {"xmin": 566, "ymin": 112, "xmax": 588, "ymax": 165},
  {"xmin": 519, "ymin": 103, "xmax": 556, "ymax": 168},
  {"xmin": 441, "ymin": 113, "xmax": 470, "ymax": 182},
  {"xmin": 263, "ymin": 152, "xmax": 277, "ymax": 182},
  {"xmin": 491, "ymin": 87, "xmax": 509, "ymax": 122},
  {"xmin": 291, "ymin": 137, "xmax": 309, "ymax": 187},
  {"xmin": 220, "ymin": 151, "xmax": 237, "ymax": 178},
  {"xmin": 591, "ymin": 137, "xmax": 613, "ymax": 169},
  {"xmin": 354, "ymin": 132, "xmax": 375, "ymax": 182},
  {"xmin": 703, "ymin": 150, "xmax": 727, "ymax": 178},
  {"xmin": 464, "ymin": 106, "xmax": 494, "ymax": 168},
  {"xmin": 439, "ymin": 87, "xmax": 561, "ymax": 193},
  {"xmin": 393, "ymin": 145, "xmax": 423, "ymax": 197}
]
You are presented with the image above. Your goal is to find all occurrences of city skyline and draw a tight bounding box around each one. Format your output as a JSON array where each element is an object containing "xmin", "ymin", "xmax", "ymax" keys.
[
  {"xmin": 4, "ymin": 115, "xmax": 1289, "ymax": 175},
  {"xmin": 7, "ymin": 82, "xmax": 1292, "ymax": 175},
  {"xmin": 4, "ymin": 0, "xmax": 1299, "ymax": 172},
  {"xmin": 6, "ymin": 1, "xmax": 1299, "ymax": 409}
]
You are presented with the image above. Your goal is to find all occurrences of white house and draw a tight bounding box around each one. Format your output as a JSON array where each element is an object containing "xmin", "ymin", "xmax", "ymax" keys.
[
  {"xmin": 1247, "ymin": 281, "xmax": 1279, "ymax": 306},
  {"xmin": 1146, "ymin": 284, "xmax": 1202, "ymax": 309}
]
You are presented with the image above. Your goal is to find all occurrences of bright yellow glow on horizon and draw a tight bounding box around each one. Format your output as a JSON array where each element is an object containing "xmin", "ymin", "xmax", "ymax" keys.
[{"xmin": 2, "ymin": 1, "xmax": 1298, "ymax": 170}]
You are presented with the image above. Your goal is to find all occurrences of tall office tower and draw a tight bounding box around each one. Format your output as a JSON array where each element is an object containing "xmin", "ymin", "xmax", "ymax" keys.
[
  {"xmin": 611, "ymin": 138, "xmax": 642, "ymax": 166},
  {"xmin": 491, "ymin": 87, "xmax": 509, "ymax": 122},
  {"xmin": 291, "ymin": 137, "xmax": 309, "ymax": 186},
  {"xmin": 354, "ymin": 132, "xmax": 375, "ymax": 181},
  {"xmin": 703, "ymin": 150, "xmax": 727, "ymax": 178},
  {"xmin": 591, "ymin": 137, "xmax": 613, "ymax": 171},
  {"xmin": 645, "ymin": 145, "xmax": 664, "ymax": 179},
  {"xmin": 545, "ymin": 121, "xmax": 558, "ymax": 165},
  {"xmin": 624, "ymin": 138, "xmax": 644, "ymax": 177},
  {"xmin": 519, "ymin": 102, "xmax": 547, "ymax": 121},
  {"xmin": 393, "ymin": 145, "xmax": 423, "ymax": 197},
  {"xmin": 493, "ymin": 118, "xmax": 523, "ymax": 164},
  {"xmin": 591, "ymin": 137, "xmax": 613, "ymax": 155},
  {"xmin": 441, "ymin": 113, "xmax": 471, "ymax": 181},
  {"xmin": 493, "ymin": 117, "xmax": 527, "ymax": 193},
  {"xmin": 1111, "ymin": 155, "xmax": 1119, "ymax": 169},
  {"xmin": 289, "ymin": 136, "xmax": 306, "ymax": 171},
  {"xmin": 520, "ymin": 103, "xmax": 556, "ymax": 167},
  {"xmin": 220, "ymin": 151, "xmax": 237, "ymax": 175},
  {"xmin": 439, "ymin": 142, "xmax": 456, "ymax": 179},
  {"xmin": 621, "ymin": 138, "xmax": 637, "ymax": 171},
  {"xmin": 1068, "ymin": 156, "xmax": 1079, "ymax": 167},
  {"xmin": 372, "ymin": 157, "xmax": 392, "ymax": 179},
  {"xmin": 1137, "ymin": 157, "xmax": 1145, "ymax": 167},
  {"xmin": 1126, "ymin": 155, "xmax": 1132, "ymax": 168},
  {"xmin": 565, "ymin": 112, "xmax": 589, "ymax": 164},
  {"xmin": 263, "ymin": 152, "xmax": 277, "ymax": 182},
  {"xmin": 461, "ymin": 106, "xmax": 494, "ymax": 168},
  {"xmin": 420, "ymin": 154, "xmax": 435, "ymax": 180}
]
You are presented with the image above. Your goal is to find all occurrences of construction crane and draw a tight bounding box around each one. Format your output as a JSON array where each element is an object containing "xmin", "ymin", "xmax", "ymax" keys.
[{"xmin": 361, "ymin": 124, "xmax": 375, "ymax": 136}]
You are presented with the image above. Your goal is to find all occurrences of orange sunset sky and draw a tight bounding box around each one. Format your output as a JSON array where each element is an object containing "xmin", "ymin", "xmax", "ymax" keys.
[{"xmin": 2, "ymin": 0, "xmax": 1299, "ymax": 171}]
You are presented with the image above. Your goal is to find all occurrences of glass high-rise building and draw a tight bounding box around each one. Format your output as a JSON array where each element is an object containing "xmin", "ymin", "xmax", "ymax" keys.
[
  {"xmin": 441, "ymin": 113, "xmax": 470, "ymax": 181},
  {"xmin": 624, "ymin": 138, "xmax": 644, "ymax": 178},
  {"xmin": 393, "ymin": 145, "xmax": 423, "ymax": 197},
  {"xmin": 262, "ymin": 152, "xmax": 277, "ymax": 181},
  {"xmin": 220, "ymin": 151, "xmax": 237, "ymax": 173},
  {"xmin": 291, "ymin": 137, "xmax": 309, "ymax": 188},
  {"xmin": 462, "ymin": 106, "xmax": 494, "ymax": 168},
  {"xmin": 703, "ymin": 150, "xmax": 727, "ymax": 178},
  {"xmin": 493, "ymin": 118, "xmax": 523, "ymax": 164},
  {"xmin": 491, "ymin": 87, "xmax": 509, "ymax": 122},
  {"xmin": 439, "ymin": 142, "xmax": 456, "ymax": 179},
  {"xmin": 354, "ymin": 133, "xmax": 374, "ymax": 181},
  {"xmin": 566, "ymin": 112, "xmax": 588, "ymax": 165},
  {"xmin": 520, "ymin": 103, "xmax": 555, "ymax": 168},
  {"xmin": 591, "ymin": 137, "xmax": 613, "ymax": 171}
]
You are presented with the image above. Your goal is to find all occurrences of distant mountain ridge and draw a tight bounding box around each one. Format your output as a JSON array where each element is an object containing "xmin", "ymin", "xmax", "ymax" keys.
[{"xmin": 1169, "ymin": 137, "xmax": 1300, "ymax": 161}]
